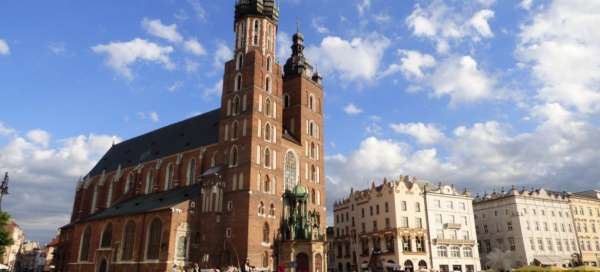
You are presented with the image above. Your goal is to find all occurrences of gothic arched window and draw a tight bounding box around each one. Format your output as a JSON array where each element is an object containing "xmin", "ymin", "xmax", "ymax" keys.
[
  {"xmin": 230, "ymin": 146, "xmax": 239, "ymax": 167},
  {"xmin": 309, "ymin": 121, "xmax": 315, "ymax": 137},
  {"xmin": 263, "ymin": 222, "xmax": 270, "ymax": 243},
  {"xmin": 253, "ymin": 19, "xmax": 259, "ymax": 46},
  {"xmin": 101, "ymin": 223, "xmax": 112, "ymax": 248},
  {"xmin": 79, "ymin": 226, "xmax": 91, "ymax": 261},
  {"xmin": 284, "ymin": 151, "xmax": 298, "ymax": 191},
  {"xmin": 146, "ymin": 218, "xmax": 162, "ymax": 260},
  {"xmin": 235, "ymin": 74, "xmax": 242, "ymax": 92},
  {"xmin": 265, "ymin": 98, "xmax": 272, "ymax": 117},
  {"xmin": 264, "ymin": 148, "xmax": 271, "ymax": 168},
  {"xmin": 265, "ymin": 76, "xmax": 271, "ymax": 93},
  {"xmin": 269, "ymin": 203, "xmax": 275, "ymax": 217},
  {"xmin": 309, "ymin": 94, "xmax": 315, "ymax": 111},
  {"xmin": 266, "ymin": 56, "xmax": 272, "ymax": 72},
  {"xmin": 164, "ymin": 163, "xmax": 174, "ymax": 190},
  {"xmin": 231, "ymin": 121, "xmax": 239, "ymax": 140},
  {"xmin": 187, "ymin": 159, "xmax": 196, "ymax": 185},
  {"xmin": 125, "ymin": 172, "xmax": 135, "ymax": 193},
  {"xmin": 145, "ymin": 169, "xmax": 154, "ymax": 194},
  {"xmin": 310, "ymin": 142, "xmax": 316, "ymax": 159},
  {"xmin": 232, "ymin": 96, "xmax": 240, "ymax": 115},
  {"xmin": 265, "ymin": 123, "xmax": 272, "ymax": 142},
  {"xmin": 122, "ymin": 221, "xmax": 135, "ymax": 260},
  {"xmin": 311, "ymin": 189, "xmax": 316, "ymax": 204},
  {"xmin": 236, "ymin": 54, "xmax": 243, "ymax": 71},
  {"xmin": 259, "ymin": 201, "xmax": 265, "ymax": 215},
  {"xmin": 311, "ymin": 165, "xmax": 316, "ymax": 181},
  {"xmin": 264, "ymin": 175, "xmax": 271, "ymax": 193}
]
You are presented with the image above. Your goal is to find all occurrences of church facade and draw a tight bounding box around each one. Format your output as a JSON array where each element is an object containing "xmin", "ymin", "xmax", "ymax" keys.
[{"xmin": 57, "ymin": 1, "xmax": 327, "ymax": 271}]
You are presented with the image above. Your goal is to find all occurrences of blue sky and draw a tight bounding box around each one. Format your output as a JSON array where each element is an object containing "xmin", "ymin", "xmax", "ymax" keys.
[{"xmin": 2, "ymin": 0, "xmax": 600, "ymax": 243}]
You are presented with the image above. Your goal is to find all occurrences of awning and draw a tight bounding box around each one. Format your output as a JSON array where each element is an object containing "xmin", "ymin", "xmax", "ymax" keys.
[{"xmin": 534, "ymin": 256, "xmax": 571, "ymax": 265}]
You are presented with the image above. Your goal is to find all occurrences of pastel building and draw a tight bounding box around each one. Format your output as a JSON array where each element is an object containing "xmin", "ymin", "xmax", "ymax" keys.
[
  {"xmin": 425, "ymin": 184, "xmax": 480, "ymax": 272},
  {"xmin": 474, "ymin": 188, "xmax": 579, "ymax": 268}
]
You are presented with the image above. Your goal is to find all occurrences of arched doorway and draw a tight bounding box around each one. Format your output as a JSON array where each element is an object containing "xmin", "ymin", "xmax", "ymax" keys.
[
  {"xmin": 404, "ymin": 260, "xmax": 414, "ymax": 272},
  {"xmin": 418, "ymin": 260, "xmax": 427, "ymax": 270},
  {"xmin": 296, "ymin": 253, "xmax": 309, "ymax": 272},
  {"xmin": 338, "ymin": 263, "xmax": 343, "ymax": 272},
  {"xmin": 98, "ymin": 258, "xmax": 108, "ymax": 272},
  {"xmin": 315, "ymin": 254, "xmax": 323, "ymax": 272}
]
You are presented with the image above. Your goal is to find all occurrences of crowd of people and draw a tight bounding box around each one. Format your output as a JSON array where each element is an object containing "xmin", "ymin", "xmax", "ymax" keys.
[{"xmin": 172, "ymin": 259, "xmax": 257, "ymax": 272}]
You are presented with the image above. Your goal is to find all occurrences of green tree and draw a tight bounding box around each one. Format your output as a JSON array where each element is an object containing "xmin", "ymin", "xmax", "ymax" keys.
[{"xmin": 0, "ymin": 212, "xmax": 14, "ymax": 256}]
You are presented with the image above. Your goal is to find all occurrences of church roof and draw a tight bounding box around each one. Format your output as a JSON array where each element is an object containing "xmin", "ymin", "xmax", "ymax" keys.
[
  {"xmin": 87, "ymin": 109, "xmax": 221, "ymax": 178},
  {"xmin": 75, "ymin": 184, "xmax": 201, "ymax": 224}
]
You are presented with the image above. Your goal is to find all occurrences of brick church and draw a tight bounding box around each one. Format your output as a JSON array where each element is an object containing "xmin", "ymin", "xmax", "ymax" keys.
[{"xmin": 57, "ymin": 1, "xmax": 327, "ymax": 271}]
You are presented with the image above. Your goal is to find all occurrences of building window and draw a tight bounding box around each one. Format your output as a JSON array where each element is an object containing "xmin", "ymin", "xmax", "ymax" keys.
[
  {"xmin": 230, "ymin": 146, "xmax": 239, "ymax": 167},
  {"xmin": 438, "ymin": 246, "xmax": 448, "ymax": 257},
  {"xmin": 253, "ymin": 20, "xmax": 259, "ymax": 46},
  {"xmin": 231, "ymin": 121, "xmax": 239, "ymax": 140},
  {"xmin": 125, "ymin": 172, "xmax": 135, "ymax": 193},
  {"xmin": 463, "ymin": 247, "xmax": 473, "ymax": 257},
  {"xmin": 266, "ymin": 56, "xmax": 272, "ymax": 72},
  {"xmin": 187, "ymin": 159, "xmax": 196, "ymax": 185},
  {"xmin": 283, "ymin": 94, "xmax": 290, "ymax": 108},
  {"xmin": 284, "ymin": 151, "xmax": 298, "ymax": 190},
  {"xmin": 265, "ymin": 123, "xmax": 272, "ymax": 142},
  {"xmin": 258, "ymin": 202, "xmax": 265, "ymax": 215},
  {"xmin": 385, "ymin": 235, "xmax": 395, "ymax": 252},
  {"xmin": 235, "ymin": 74, "xmax": 242, "ymax": 92},
  {"xmin": 265, "ymin": 76, "xmax": 271, "ymax": 93},
  {"xmin": 122, "ymin": 221, "xmax": 135, "ymax": 260},
  {"xmin": 146, "ymin": 218, "xmax": 162, "ymax": 260},
  {"xmin": 145, "ymin": 169, "xmax": 154, "ymax": 194},
  {"xmin": 269, "ymin": 203, "xmax": 275, "ymax": 217},
  {"xmin": 177, "ymin": 236, "xmax": 188, "ymax": 258},
  {"xmin": 308, "ymin": 94, "xmax": 315, "ymax": 111},
  {"xmin": 101, "ymin": 223, "xmax": 112, "ymax": 248},
  {"xmin": 416, "ymin": 236, "xmax": 425, "ymax": 252},
  {"xmin": 263, "ymin": 223, "xmax": 270, "ymax": 243},
  {"xmin": 401, "ymin": 217, "xmax": 409, "ymax": 228},
  {"xmin": 236, "ymin": 53, "xmax": 243, "ymax": 71},
  {"xmin": 79, "ymin": 226, "xmax": 91, "ymax": 261},
  {"xmin": 401, "ymin": 201, "xmax": 407, "ymax": 211},
  {"xmin": 165, "ymin": 163, "xmax": 174, "ymax": 190},
  {"xmin": 264, "ymin": 148, "xmax": 271, "ymax": 168},
  {"xmin": 450, "ymin": 246, "xmax": 460, "ymax": 257},
  {"xmin": 403, "ymin": 236, "xmax": 411, "ymax": 252}
]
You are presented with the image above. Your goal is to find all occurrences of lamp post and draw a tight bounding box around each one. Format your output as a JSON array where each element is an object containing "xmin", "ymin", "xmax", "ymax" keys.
[{"xmin": 0, "ymin": 172, "xmax": 9, "ymax": 212}]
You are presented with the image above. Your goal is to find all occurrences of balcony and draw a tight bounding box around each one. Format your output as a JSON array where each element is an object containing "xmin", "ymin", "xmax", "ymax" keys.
[
  {"xmin": 432, "ymin": 238, "xmax": 476, "ymax": 245},
  {"xmin": 444, "ymin": 223, "xmax": 462, "ymax": 229}
]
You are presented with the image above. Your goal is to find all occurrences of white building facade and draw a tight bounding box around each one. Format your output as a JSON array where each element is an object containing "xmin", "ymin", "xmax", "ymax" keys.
[
  {"xmin": 474, "ymin": 188, "xmax": 579, "ymax": 269},
  {"xmin": 425, "ymin": 184, "xmax": 481, "ymax": 272}
]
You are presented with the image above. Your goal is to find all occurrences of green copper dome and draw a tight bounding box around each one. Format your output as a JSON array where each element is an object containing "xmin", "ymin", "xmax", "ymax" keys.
[{"xmin": 292, "ymin": 184, "xmax": 308, "ymax": 198}]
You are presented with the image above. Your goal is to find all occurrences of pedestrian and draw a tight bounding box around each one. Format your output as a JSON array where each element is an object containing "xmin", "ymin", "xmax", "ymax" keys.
[
  {"xmin": 193, "ymin": 263, "xmax": 200, "ymax": 272},
  {"xmin": 172, "ymin": 264, "xmax": 179, "ymax": 272}
]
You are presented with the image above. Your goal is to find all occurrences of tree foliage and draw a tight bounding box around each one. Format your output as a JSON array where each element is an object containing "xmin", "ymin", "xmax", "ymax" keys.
[{"xmin": 0, "ymin": 212, "xmax": 14, "ymax": 256}]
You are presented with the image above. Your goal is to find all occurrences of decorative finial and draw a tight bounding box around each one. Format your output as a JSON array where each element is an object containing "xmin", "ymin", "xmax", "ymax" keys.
[{"xmin": 296, "ymin": 17, "xmax": 300, "ymax": 33}]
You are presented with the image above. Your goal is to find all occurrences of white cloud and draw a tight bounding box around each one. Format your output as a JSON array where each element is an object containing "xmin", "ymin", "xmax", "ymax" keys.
[
  {"xmin": 0, "ymin": 122, "xmax": 15, "ymax": 136},
  {"xmin": 517, "ymin": 0, "xmax": 600, "ymax": 113},
  {"xmin": 357, "ymin": 0, "xmax": 371, "ymax": 16},
  {"xmin": 381, "ymin": 50, "xmax": 436, "ymax": 79},
  {"xmin": 203, "ymin": 79, "xmax": 223, "ymax": 98},
  {"xmin": 306, "ymin": 33, "xmax": 390, "ymax": 81},
  {"xmin": 0, "ymin": 123, "xmax": 119, "ymax": 241},
  {"xmin": 213, "ymin": 42, "xmax": 232, "ymax": 68},
  {"xmin": 311, "ymin": 17, "xmax": 329, "ymax": 34},
  {"xmin": 185, "ymin": 59, "xmax": 200, "ymax": 73},
  {"xmin": 138, "ymin": 111, "xmax": 160, "ymax": 123},
  {"xmin": 520, "ymin": 0, "xmax": 533, "ymax": 10},
  {"xmin": 183, "ymin": 38, "xmax": 206, "ymax": 56},
  {"xmin": 373, "ymin": 13, "xmax": 391, "ymax": 24},
  {"xmin": 167, "ymin": 81, "xmax": 183, "ymax": 92},
  {"xmin": 187, "ymin": 0, "xmax": 207, "ymax": 21},
  {"xmin": 48, "ymin": 42, "xmax": 66, "ymax": 55},
  {"xmin": 390, "ymin": 122, "xmax": 445, "ymax": 145},
  {"xmin": 277, "ymin": 32, "xmax": 292, "ymax": 64},
  {"xmin": 0, "ymin": 39, "xmax": 10, "ymax": 55},
  {"xmin": 406, "ymin": 1, "xmax": 496, "ymax": 53},
  {"xmin": 141, "ymin": 18, "xmax": 183, "ymax": 44},
  {"xmin": 92, "ymin": 38, "xmax": 174, "ymax": 80},
  {"xmin": 429, "ymin": 55, "xmax": 494, "ymax": 104},
  {"xmin": 469, "ymin": 9, "xmax": 495, "ymax": 38},
  {"xmin": 344, "ymin": 103, "xmax": 363, "ymax": 115},
  {"xmin": 26, "ymin": 129, "xmax": 51, "ymax": 147}
]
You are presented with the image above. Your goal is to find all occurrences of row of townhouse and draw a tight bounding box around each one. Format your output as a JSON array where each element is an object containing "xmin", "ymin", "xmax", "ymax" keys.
[
  {"xmin": 331, "ymin": 176, "xmax": 480, "ymax": 272},
  {"xmin": 474, "ymin": 188, "xmax": 600, "ymax": 269}
]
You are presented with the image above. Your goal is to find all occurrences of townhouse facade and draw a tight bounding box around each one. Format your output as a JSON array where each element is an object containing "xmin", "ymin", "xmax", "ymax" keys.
[
  {"xmin": 568, "ymin": 190, "xmax": 600, "ymax": 266},
  {"xmin": 425, "ymin": 184, "xmax": 480, "ymax": 272},
  {"xmin": 474, "ymin": 188, "xmax": 579, "ymax": 269}
]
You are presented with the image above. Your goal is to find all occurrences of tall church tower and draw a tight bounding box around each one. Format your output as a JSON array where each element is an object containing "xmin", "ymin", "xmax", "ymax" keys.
[{"xmin": 199, "ymin": 0, "xmax": 326, "ymax": 270}]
